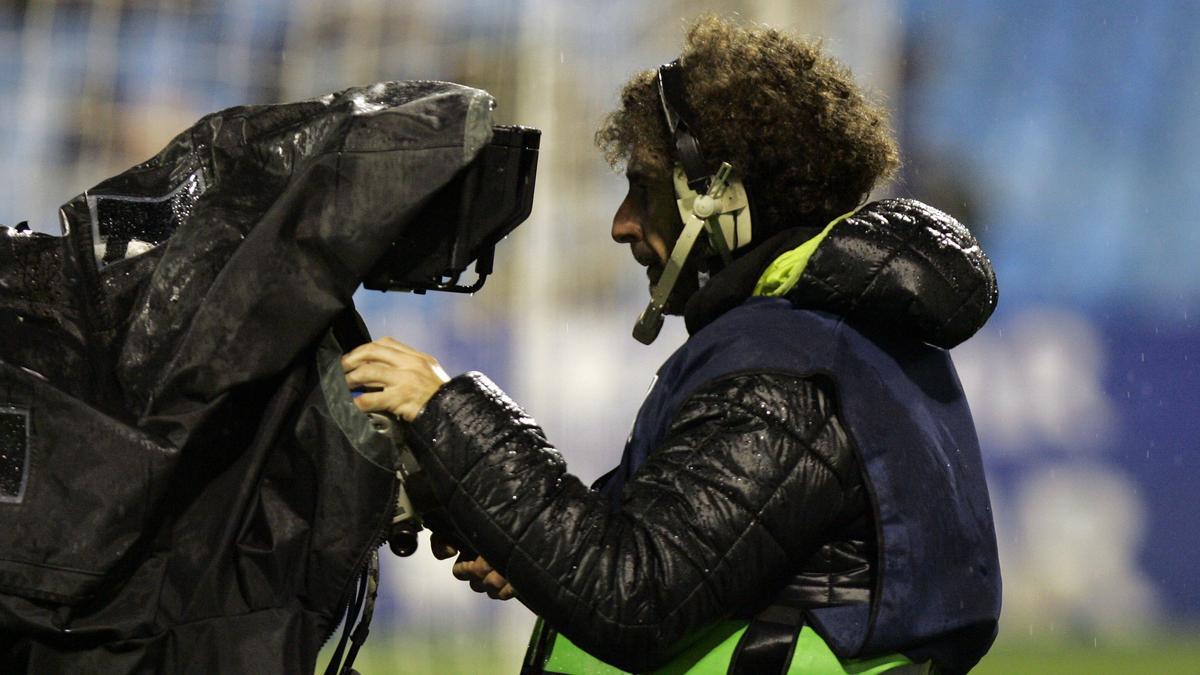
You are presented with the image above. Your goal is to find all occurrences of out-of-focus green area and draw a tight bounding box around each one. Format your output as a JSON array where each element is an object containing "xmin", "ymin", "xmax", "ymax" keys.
[
  {"xmin": 320, "ymin": 636, "xmax": 523, "ymax": 675},
  {"xmin": 323, "ymin": 630, "xmax": 1200, "ymax": 674},
  {"xmin": 972, "ymin": 631, "xmax": 1200, "ymax": 675}
]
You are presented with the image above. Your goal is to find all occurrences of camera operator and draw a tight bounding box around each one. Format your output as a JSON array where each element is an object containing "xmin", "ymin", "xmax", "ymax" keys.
[{"xmin": 344, "ymin": 16, "xmax": 1001, "ymax": 675}]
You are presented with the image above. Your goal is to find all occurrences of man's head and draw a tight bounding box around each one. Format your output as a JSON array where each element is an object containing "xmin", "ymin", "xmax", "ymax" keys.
[{"xmin": 600, "ymin": 15, "xmax": 901, "ymax": 283}]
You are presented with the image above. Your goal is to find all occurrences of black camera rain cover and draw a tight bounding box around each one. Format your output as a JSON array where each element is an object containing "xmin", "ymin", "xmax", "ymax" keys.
[{"xmin": 0, "ymin": 81, "xmax": 495, "ymax": 672}]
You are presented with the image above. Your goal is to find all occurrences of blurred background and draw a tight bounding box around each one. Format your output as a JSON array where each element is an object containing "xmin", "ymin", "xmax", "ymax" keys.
[{"xmin": 2, "ymin": 0, "xmax": 1198, "ymax": 672}]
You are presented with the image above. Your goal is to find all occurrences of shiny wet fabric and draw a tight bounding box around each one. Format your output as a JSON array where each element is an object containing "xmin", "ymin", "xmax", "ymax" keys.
[
  {"xmin": 683, "ymin": 198, "xmax": 998, "ymax": 350},
  {"xmin": 409, "ymin": 370, "xmax": 871, "ymax": 674},
  {"xmin": 0, "ymin": 81, "xmax": 497, "ymax": 673}
]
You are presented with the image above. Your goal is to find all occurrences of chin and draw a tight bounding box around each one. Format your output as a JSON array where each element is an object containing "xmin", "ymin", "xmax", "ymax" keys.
[
  {"xmin": 645, "ymin": 264, "xmax": 696, "ymax": 316},
  {"xmin": 646, "ymin": 265, "xmax": 662, "ymax": 295}
]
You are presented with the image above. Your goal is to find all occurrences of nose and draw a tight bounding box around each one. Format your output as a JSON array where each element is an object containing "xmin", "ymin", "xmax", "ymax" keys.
[{"xmin": 611, "ymin": 193, "xmax": 643, "ymax": 244}]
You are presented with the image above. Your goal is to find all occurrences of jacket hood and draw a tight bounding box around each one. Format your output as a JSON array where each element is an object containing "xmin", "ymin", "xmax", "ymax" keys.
[{"xmin": 684, "ymin": 198, "xmax": 998, "ymax": 349}]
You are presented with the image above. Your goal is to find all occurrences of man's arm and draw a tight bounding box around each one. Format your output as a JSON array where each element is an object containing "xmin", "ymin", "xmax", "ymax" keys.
[{"xmin": 404, "ymin": 370, "xmax": 862, "ymax": 673}]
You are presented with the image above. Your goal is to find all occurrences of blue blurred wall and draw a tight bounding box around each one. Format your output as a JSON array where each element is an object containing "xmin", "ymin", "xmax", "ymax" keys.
[{"xmin": 902, "ymin": 0, "xmax": 1200, "ymax": 628}]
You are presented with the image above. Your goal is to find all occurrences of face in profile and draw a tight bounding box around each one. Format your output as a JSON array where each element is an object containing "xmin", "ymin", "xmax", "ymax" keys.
[{"xmin": 610, "ymin": 158, "xmax": 699, "ymax": 314}]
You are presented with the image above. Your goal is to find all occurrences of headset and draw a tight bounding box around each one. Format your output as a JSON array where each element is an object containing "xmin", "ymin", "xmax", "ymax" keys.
[{"xmin": 632, "ymin": 60, "xmax": 755, "ymax": 344}]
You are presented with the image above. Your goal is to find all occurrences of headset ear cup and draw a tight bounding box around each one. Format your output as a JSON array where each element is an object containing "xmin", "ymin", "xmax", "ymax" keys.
[{"xmin": 741, "ymin": 178, "xmax": 760, "ymax": 243}]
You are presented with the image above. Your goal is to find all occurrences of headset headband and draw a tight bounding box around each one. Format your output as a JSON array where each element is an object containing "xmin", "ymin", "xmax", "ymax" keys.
[{"xmin": 657, "ymin": 60, "xmax": 711, "ymax": 193}]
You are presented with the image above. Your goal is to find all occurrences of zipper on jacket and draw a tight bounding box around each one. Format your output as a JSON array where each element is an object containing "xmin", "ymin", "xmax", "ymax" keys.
[{"xmin": 319, "ymin": 474, "xmax": 399, "ymax": 670}]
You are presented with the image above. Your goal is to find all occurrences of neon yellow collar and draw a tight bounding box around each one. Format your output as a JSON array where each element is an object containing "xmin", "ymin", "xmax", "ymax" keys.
[{"xmin": 752, "ymin": 208, "xmax": 858, "ymax": 297}]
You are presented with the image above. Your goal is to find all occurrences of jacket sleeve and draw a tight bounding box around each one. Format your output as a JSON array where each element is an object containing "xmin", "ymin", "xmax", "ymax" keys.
[{"xmin": 404, "ymin": 370, "xmax": 863, "ymax": 673}]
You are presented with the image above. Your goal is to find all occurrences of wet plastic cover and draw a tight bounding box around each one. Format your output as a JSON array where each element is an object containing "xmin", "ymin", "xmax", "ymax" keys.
[{"xmin": 0, "ymin": 81, "xmax": 495, "ymax": 672}]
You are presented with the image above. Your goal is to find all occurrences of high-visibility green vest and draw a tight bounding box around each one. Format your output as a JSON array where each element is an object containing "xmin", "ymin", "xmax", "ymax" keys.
[{"xmin": 525, "ymin": 618, "xmax": 928, "ymax": 675}]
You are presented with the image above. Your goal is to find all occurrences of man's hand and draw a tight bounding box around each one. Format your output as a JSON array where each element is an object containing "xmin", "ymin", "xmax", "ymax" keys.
[
  {"xmin": 342, "ymin": 337, "xmax": 450, "ymax": 421},
  {"xmin": 430, "ymin": 532, "xmax": 515, "ymax": 600},
  {"xmin": 453, "ymin": 554, "xmax": 516, "ymax": 601}
]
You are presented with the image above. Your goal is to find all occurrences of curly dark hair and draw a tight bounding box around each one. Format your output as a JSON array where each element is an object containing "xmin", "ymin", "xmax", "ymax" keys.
[{"xmin": 596, "ymin": 15, "xmax": 900, "ymax": 232}]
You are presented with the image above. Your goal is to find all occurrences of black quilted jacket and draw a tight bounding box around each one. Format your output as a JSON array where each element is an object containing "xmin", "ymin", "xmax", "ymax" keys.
[{"xmin": 405, "ymin": 199, "xmax": 998, "ymax": 673}]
